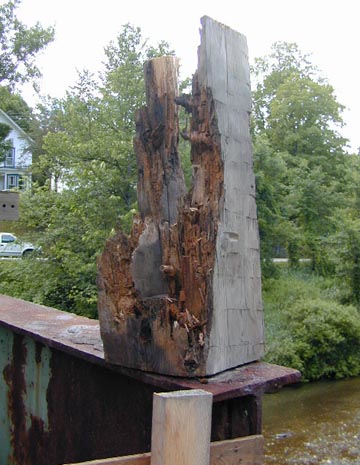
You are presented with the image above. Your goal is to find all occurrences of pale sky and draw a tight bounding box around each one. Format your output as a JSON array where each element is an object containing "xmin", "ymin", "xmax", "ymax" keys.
[{"xmin": 15, "ymin": 0, "xmax": 360, "ymax": 152}]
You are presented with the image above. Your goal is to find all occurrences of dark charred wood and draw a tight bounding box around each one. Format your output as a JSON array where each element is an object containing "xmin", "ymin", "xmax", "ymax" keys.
[{"xmin": 175, "ymin": 93, "xmax": 193, "ymax": 113}]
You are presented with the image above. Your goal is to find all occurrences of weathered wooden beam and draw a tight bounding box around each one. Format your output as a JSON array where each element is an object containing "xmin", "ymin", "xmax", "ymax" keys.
[
  {"xmin": 98, "ymin": 17, "xmax": 264, "ymax": 377},
  {"xmin": 64, "ymin": 436, "xmax": 264, "ymax": 465}
]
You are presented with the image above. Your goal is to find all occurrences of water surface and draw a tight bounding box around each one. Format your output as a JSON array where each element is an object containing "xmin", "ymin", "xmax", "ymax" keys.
[{"xmin": 263, "ymin": 377, "xmax": 360, "ymax": 464}]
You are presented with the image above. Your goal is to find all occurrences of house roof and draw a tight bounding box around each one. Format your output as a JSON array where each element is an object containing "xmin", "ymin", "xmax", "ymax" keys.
[{"xmin": 0, "ymin": 108, "xmax": 34, "ymax": 144}]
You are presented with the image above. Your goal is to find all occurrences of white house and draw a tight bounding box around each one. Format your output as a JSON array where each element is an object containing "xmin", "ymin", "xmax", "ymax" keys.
[{"xmin": 0, "ymin": 109, "xmax": 32, "ymax": 191}]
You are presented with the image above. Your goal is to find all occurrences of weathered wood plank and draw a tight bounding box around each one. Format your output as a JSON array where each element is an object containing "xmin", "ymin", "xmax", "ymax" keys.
[
  {"xmin": 198, "ymin": 16, "xmax": 264, "ymax": 375},
  {"xmin": 64, "ymin": 435, "xmax": 264, "ymax": 465},
  {"xmin": 64, "ymin": 454, "xmax": 150, "ymax": 465},
  {"xmin": 210, "ymin": 435, "xmax": 264, "ymax": 465}
]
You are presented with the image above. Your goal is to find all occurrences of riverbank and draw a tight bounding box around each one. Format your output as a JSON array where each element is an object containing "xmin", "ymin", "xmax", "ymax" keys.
[{"xmin": 262, "ymin": 377, "xmax": 360, "ymax": 464}]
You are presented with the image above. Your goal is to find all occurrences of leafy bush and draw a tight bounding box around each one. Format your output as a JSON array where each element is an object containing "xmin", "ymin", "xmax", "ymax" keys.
[
  {"xmin": 264, "ymin": 269, "xmax": 360, "ymax": 381},
  {"xmin": 0, "ymin": 258, "xmax": 98, "ymax": 318}
]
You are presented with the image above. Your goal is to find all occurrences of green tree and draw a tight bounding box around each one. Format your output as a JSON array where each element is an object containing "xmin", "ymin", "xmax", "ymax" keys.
[
  {"xmin": 252, "ymin": 42, "xmax": 346, "ymax": 163},
  {"xmin": 15, "ymin": 24, "xmax": 176, "ymax": 316},
  {"xmin": 252, "ymin": 42, "xmax": 348, "ymax": 271},
  {"xmin": 322, "ymin": 154, "xmax": 360, "ymax": 304},
  {"xmin": 252, "ymin": 42, "xmax": 316, "ymax": 132},
  {"xmin": 253, "ymin": 134, "xmax": 289, "ymax": 275},
  {"xmin": 0, "ymin": 0, "xmax": 54, "ymax": 167},
  {"xmin": 0, "ymin": 0, "xmax": 54, "ymax": 89},
  {"xmin": 0, "ymin": 86, "xmax": 33, "ymax": 162},
  {"xmin": 0, "ymin": 120, "xmax": 12, "ymax": 161},
  {"xmin": 266, "ymin": 76, "xmax": 346, "ymax": 159},
  {"xmin": 0, "ymin": 85, "xmax": 32, "ymax": 130}
]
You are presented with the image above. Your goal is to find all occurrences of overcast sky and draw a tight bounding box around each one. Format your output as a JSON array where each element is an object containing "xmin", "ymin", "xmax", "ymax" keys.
[{"xmin": 15, "ymin": 0, "xmax": 360, "ymax": 152}]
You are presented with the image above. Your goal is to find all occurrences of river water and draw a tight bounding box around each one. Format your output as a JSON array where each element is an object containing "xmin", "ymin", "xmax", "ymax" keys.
[{"xmin": 262, "ymin": 377, "xmax": 360, "ymax": 464}]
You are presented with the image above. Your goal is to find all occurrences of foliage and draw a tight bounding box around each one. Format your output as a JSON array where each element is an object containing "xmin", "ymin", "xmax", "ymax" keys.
[
  {"xmin": 1, "ymin": 26, "xmax": 360, "ymax": 382},
  {"xmin": 253, "ymin": 134, "xmax": 288, "ymax": 276},
  {"xmin": 263, "ymin": 268, "xmax": 360, "ymax": 381},
  {"xmin": 0, "ymin": 85, "xmax": 35, "ymax": 163},
  {"xmin": 0, "ymin": 253, "xmax": 98, "ymax": 317},
  {"xmin": 252, "ymin": 42, "xmax": 349, "ymax": 273},
  {"xmin": 252, "ymin": 44, "xmax": 360, "ymax": 381},
  {"xmin": 0, "ymin": 121, "xmax": 12, "ymax": 160},
  {"xmin": 178, "ymin": 77, "xmax": 192, "ymax": 187},
  {"xmin": 0, "ymin": 0, "xmax": 54, "ymax": 89},
  {"xmin": 0, "ymin": 85, "xmax": 33, "ymax": 130},
  {"xmin": 324, "ymin": 213, "xmax": 360, "ymax": 304},
  {"xmin": 0, "ymin": 0, "xmax": 51, "ymax": 165},
  {"xmin": 315, "ymin": 155, "xmax": 360, "ymax": 305},
  {"xmin": 12, "ymin": 24, "xmax": 176, "ymax": 316}
]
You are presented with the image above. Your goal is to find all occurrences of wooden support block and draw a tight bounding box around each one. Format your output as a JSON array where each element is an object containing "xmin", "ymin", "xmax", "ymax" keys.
[
  {"xmin": 150, "ymin": 389, "xmax": 213, "ymax": 465},
  {"xmin": 63, "ymin": 435, "xmax": 264, "ymax": 465}
]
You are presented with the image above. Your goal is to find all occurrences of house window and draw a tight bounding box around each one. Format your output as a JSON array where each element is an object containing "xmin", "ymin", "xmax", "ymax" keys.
[
  {"xmin": 5, "ymin": 147, "xmax": 15, "ymax": 167},
  {"xmin": 7, "ymin": 174, "xmax": 19, "ymax": 189}
]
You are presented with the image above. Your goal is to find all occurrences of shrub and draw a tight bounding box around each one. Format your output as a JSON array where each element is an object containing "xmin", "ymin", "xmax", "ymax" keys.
[
  {"xmin": 264, "ymin": 270, "xmax": 360, "ymax": 380},
  {"xmin": 0, "ymin": 258, "xmax": 98, "ymax": 318}
]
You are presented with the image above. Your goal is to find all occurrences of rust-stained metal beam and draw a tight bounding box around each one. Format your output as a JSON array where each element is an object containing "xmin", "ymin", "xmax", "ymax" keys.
[
  {"xmin": 0, "ymin": 294, "xmax": 300, "ymax": 401},
  {"xmin": 0, "ymin": 294, "xmax": 300, "ymax": 464}
]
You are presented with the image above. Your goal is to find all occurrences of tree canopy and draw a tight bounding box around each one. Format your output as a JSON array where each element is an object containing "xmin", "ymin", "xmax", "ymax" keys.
[
  {"xmin": 0, "ymin": 85, "xmax": 32, "ymax": 129},
  {"xmin": 0, "ymin": 0, "xmax": 54, "ymax": 161},
  {"xmin": 2, "ymin": 31, "xmax": 359, "ymax": 323},
  {"xmin": 11, "ymin": 24, "xmax": 175, "ymax": 316},
  {"xmin": 252, "ymin": 41, "xmax": 350, "ymax": 274},
  {"xmin": 0, "ymin": 0, "xmax": 54, "ymax": 89},
  {"xmin": 1, "ymin": 28, "xmax": 360, "ymax": 380}
]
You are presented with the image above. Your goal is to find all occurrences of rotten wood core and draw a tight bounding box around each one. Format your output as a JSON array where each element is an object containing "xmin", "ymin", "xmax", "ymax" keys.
[{"xmin": 97, "ymin": 56, "xmax": 223, "ymax": 376}]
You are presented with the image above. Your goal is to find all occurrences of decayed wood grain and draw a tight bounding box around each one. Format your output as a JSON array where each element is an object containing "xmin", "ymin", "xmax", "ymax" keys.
[
  {"xmin": 98, "ymin": 53, "xmax": 223, "ymax": 376},
  {"xmin": 64, "ymin": 435, "xmax": 264, "ymax": 465},
  {"xmin": 98, "ymin": 17, "xmax": 264, "ymax": 377}
]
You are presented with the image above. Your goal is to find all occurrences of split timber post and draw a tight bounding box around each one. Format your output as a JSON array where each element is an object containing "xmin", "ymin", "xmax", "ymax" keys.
[
  {"xmin": 64, "ymin": 389, "xmax": 264, "ymax": 465},
  {"xmin": 98, "ymin": 16, "xmax": 264, "ymax": 378}
]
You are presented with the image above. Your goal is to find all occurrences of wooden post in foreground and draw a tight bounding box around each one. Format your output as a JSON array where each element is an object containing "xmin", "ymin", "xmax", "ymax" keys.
[{"xmin": 150, "ymin": 390, "xmax": 213, "ymax": 465}]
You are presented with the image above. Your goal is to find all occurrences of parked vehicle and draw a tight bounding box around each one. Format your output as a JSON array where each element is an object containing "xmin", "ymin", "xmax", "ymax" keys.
[{"xmin": 0, "ymin": 232, "xmax": 37, "ymax": 258}]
